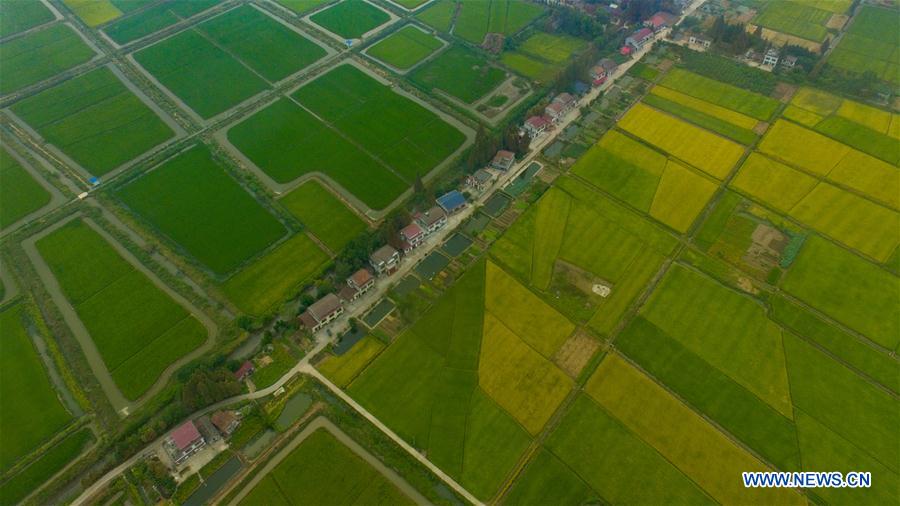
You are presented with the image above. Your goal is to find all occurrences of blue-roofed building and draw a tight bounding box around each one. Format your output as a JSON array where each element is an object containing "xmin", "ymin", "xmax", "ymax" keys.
[{"xmin": 436, "ymin": 190, "xmax": 466, "ymax": 215}]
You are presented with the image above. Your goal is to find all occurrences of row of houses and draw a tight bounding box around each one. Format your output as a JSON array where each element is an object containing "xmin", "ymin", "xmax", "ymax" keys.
[
  {"xmin": 523, "ymin": 92, "xmax": 578, "ymax": 139},
  {"xmin": 621, "ymin": 10, "xmax": 677, "ymax": 55},
  {"xmin": 298, "ymin": 191, "xmax": 469, "ymax": 334},
  {"xmin": 163, "ymin": 410, "xmax": 241, "ymax": 466}
]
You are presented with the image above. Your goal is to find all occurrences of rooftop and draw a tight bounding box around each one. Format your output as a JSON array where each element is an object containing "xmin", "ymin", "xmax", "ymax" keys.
[
  {"xmin": 370, "ymin": 244, "xmax": 398, "ymax": 264},
  {"xmin": 437, "ymin": 190, "xmax": 466, "ymax": 212},
  {"xmin": 401, "ymin": 222, "xmax": 424, "ymax": 239},
  {"xmin": 308, "ymin": 293, "xmax": 342, "ymax": 321},
  {"xmin": 170, "ymin": 420, "xmax": 202, "ymax": 450},
  {"xmin": 418, "ymin": 206, "xmax": 447, "ymax": 227},
  {"xmin": 349, "ymin": 268, "xmax": 373, "ymax": 287}
]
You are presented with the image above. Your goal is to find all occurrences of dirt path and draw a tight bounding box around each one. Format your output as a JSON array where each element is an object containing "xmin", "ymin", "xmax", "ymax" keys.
[
  {"xmin": 225, "ymin": 416, "xmax": 431, "ymax": 506},
  {"xmin": 21, "ymin": 213, "xmax": 218, "ymax": 416}
]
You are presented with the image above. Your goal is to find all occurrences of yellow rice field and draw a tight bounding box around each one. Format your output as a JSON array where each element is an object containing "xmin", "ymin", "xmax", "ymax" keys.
[
  {"xmin": 835, "ymin": 100, "xmax": 893, "ymax": 134},
  {"xmin": 586, "ymin": 354, "xmax": 804, "ymax": 506},
  {"xmin": 479, "ymin": 313, "xmax": 573, "ymax": 435},
  {"xmin": 829, "ymin": 151, "xmax": 900, "ymax": 210},
  {"xmin": 649, "ymin": 161, "xmax": 718, "ymax": 233},
  {"xmin": 651, "ymin": 86, "xmax": 759, "ymax": 129},
  {"xmin": 790, "ymin": 87, "xmax": 841, "ymax": 116},
  {"xmin": 758, "ymin": 120, "xmax": 848, "ymax": 176},
  {"xmin": 731, "ymin": 153, "xmax": 818, "ymax": 212},
  {"xmin": 618, "ymin": 104, "xmax": 744, "ymax": 180},
  {"xmin": 782, "ymin": 105, "xmax": 823, "ymax": 127},
  {"xmin": 63, "ymin": 0, "xmax": 122, "ymax": 26}
]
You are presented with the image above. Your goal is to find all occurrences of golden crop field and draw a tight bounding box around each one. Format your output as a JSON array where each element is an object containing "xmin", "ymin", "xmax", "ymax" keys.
[
  {"xmin": 828, "ymin": 151, "xmax": 900, "ymax": 210},
  {"xmin": 758, "ymin": 120, "xmax": 848, "ymax": 176},
  {"xmin": 782, "ymin": 105, "xmax": 823, "ymax": 127},
  {"xmin": 650, "ymin": 86, "xmax": 759, "ymax": 129},
  {"xmin": 836, "ymin": 100, "xmax": 893, "ymax": 134},
  {"xmin": 618, "ymin": 104, "xmax": 744, "ymax": 180},
  {"xmin": 791, "ymin": 183, "xmax": 900, "ymax": 262},
  {"xmin": 479, "ymin": 313, "xmax": 573, "ymax": 435},
  {"xmin": 649, "ymin": 160, "xmax": 718, "ymax": 233},
  {"xmin": 586, "ymin": 354, "xmax": 804, "ymax": 506},
  {"xmin": 731, "ymin": 153, "xmax": 818, "ymax": 212},
  {"xmin": 790, "ymin": 87, "xmax": 841, "ymax": 116},
  {"xmin": 599, "ymin": 130, "xmax": 667, "ymax": 173},
  {"xmin": 63, "ymin": 0, "xmax": 121, "ymax": 26}
]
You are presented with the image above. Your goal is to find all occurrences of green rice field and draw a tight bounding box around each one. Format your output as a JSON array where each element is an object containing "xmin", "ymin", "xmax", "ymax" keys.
[
  {"xmin": 500, "ymin": 31, "xmax": 586, "ymax": 83},
  {"xmin": 415, "ymin": 0, "xmax": 455, "ymax": 32},
  {"xmin": 659, "ymin": 69, "xmax": 780, "ymax": 120},
  {"xmin": 367, "ymin": 25, "xmax": 442, "ymax": 70},
  {"xmin": 410, "ymin": 45, "xmax": 506, "ymax": 103},
  {"xmin": 0, "ymin": 428, "xmax": 93, "ymax": 505},
  {"xmin": 227, "ymin": 97, "xmax": 407, "ymax": 210},
  {"xmin": 453, "ymin": 0, "xmax": 544, "ymax": 44},
  {"xmin": 115, "ymin": 144, "xmax": 287, "ymax": 275},
  {"xmin": 36, "ymin": 219, "xmax": 207, "ymax": 400},
  {"xmin": 104, "ymin": 0, "xmax": 223, "ymax": 44},
  {"xmin": 292, "ymin": 64, "xmax": 466, "ymax": 181},
  {"xmin": 309, "ymin": 0, "xmax": 390, "ymax": 39},
  {"xmin": 752, "ymin": 1, "xmax": 832, "ymax": 42},
  {"xmin": 134, "ymin": 4, "xmax": 326, "ymax": 118},
  {"xmin": 0, "ymin": 148, "xmax": 51, "ymax": 230},
  {"xmin": 279, "ymin": 179, "xmax": 367, "ymax": 252},
  {"xmin": 0, "ymin": 304, "xmax": 72, "ymax": 473},
  {"xmin": 274, "ymin": 0, "xmax": 332, "ymax": 14},
  {"xmin": 239, "ymin": 428, "xmax": 415, "ymax": 505},
  {"xmin": 10, "ymin": 67, "xmax": 174, "ymax": 176},
  {"xmin": 0, "ymin": 0, "xmax": 55, "ymax": 38},
  {"xmin": 0, "ymin": 23, "xmax": 95, "ymax": 95},
  {"xmin": 828, "ymin": 5, "xmax": 899, "ymax": 84},
  {"xmin": 781, "ymin": 235, "xmax": 899, "ymax": 350},
  {"xmin": 220, "ymin": 232, "xmax": 329, "ymax": 316}
]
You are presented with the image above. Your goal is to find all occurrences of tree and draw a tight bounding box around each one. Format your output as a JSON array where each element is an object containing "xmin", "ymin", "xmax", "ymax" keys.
[
  {"xmin": 182, "ymin": 368, "xmax": 242, "ymax": 411},
  {"xmin": 466, "ymin": 126, "xmax": 498, "ymax": 171}
]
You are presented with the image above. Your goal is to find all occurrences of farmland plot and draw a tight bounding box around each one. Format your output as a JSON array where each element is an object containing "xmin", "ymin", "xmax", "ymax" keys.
[
  {"xmin": 618, "ymin": 103, "xmax": 744, "ymax": 179},
  {"xmin": 279, "ymin": 180, "xmax": 367, "ymax": 252},
  {"xmin": 134, "ymin": 4, "xmax": 326, "ymax": 118},
  {"xmin": 501, "ymin": 31, "xmax": 586, "ymax": 83},
  {"xmin": 411, "ymin": 45, "xmax": 506, "ymax": 103},
  {"xmin": 646, "ymin": 85, "xmax": 759, "ymax": 144},
  {"xmin": 239, "ymin": 428, "xmax": 416, "ymax": 505},
  {"xmin": 753, "ymin": 1, "xmax": 832, "ymax": 42},
  {"xmin": 293, "ymin": 64, "xmax": 466, "ymax": 181},
  {"xmin": 0, "ymin": 0, "xmax": 54, "ymax": 37},
  {"xmin": 659, "ymin": 68, "xmax": 780, "ymax": 120},
  {"xmin": 0, "ymin": 428, "xmax": 93, "ymax": 505},
  {"xmin": 115, "ymin": 144, "xmax": 287, "ymax": 275},
  {"xmin": 366, "ymin": 25, "xmax": 442, "ymax": 70},
  {"xmin": 104, "ymin": 0, "xmax": 223, "ymax": 45},
  {"xmin": 0, "ymin": 23, "xmax": 95, "ymax": 95},
  {"xmin": 0, "ymin": 148, "xmax": 51, "ymax": 230},
  {"xmin": 829, "ymin": 5, "xmax": 900, "ymax": 84},
  {"xmin": 36, "ymin": 219, "xmax": 207, "ymax": 400},
  {"xmin": 415, "ymin": 0, "xmax": 455, "ymax": 32},
  {"xmin": 491, "ymin": 176, "xmax": 677, "ymax": 328},
  {"xmin": 572, "ymin": 131, "xmax": 717, "ymax": 232},
  {"xmin": 308, "ymin": 0, "xmax": 390, "ymax": 39},
  {"xmin": 10, "ymin": 67, "xmax": 174, "ymax": 177},
  {"xmin": 0, "ymin": 304, "xmax": 72, "ymax": 472},
  {"xmin": 227, "ymin": 98, "xmax": 407, "ymax": 210},
  {"xmin": 274, "ymin": 0, "xmax": 332, "ymax": 14},
  {"xmin": 453, "ymin": 0, "xmax": 544, "ymax": 44},
  {"xmin": 348, "ymin": 260, "xmax": 573, "ymax": 499}
]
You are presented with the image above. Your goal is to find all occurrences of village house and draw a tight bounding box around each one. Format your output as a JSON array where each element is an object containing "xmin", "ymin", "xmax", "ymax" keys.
[
  {"xmin": 437, "ymin": 190, "xmax": 467, "ymax": 215},
  {"xmin": 645, "ymin": 11, "xmax": 677, "ymax": 32},
  {"xmin": 625, "ymin": 27, "xmax": 654, "ymax": 52},
  {"xmin": 369, "ymin": 244, "xmax": 400, "ymax": 275},
  {"xmin": 416, "ymin": 206, "xmax": 448, "ymax": 235},
  {"xmin": 763, "ymin": 48, "xmax": 780, "ymax": 66},
  {"xmin": 399, "ymin": 222, "xmax": 425, "ymax": 253},
  {"xmin": 196, "ymin": 415, "xmax": 221, "ymax": 444},
  {"xmin": 165, "ymin": 420, "xmax": 206, "ymax": 466},
  {"xmin": 466, "ymin": 168, "xmax": 494, "ymax": 191},
  {"xmin": 211, "ymin": 410, "xmax": 240, "ymax": 436},
  {"xmin": 299, "ymin": 293, "xmax": 344, "ymax": 333},
  {"xmin": 781, "ymin": 55, "xmax": 798, "ymax": 68},
  {"xmin": 490, "ymin": 150, "xmax": 515, "ymax": 171},
  {"xmin": 523, "ymin": 115, "xmax": 550, "ymax": 138},
  {"xmin": 544, "ymin": 93, "xmax": 576, "ymax": 123},
  {"xmin": 590, "ymin": 58, "xmax": 618, "ymax": 85},
  {"xmin": 340, "ymin": 268, "xmax": 375, "ymax": 302},
  {"xmin": 688, "ymin": 35, "xmax": 712, "ymax": 49},
  {"xmin": 234, "ymin": 361, "xmax": 254, "ymax": 381}
]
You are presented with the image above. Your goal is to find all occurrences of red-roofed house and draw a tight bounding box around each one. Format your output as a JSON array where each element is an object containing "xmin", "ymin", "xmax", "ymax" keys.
[
  {"xmin": 341, "ymin": 268, "xmax": 375, "ymax": 302},
  {"xmin": 626, "ymin": 27, "xmax": 654, "ymax": 51},
  {"xmin": 211, "ymin": 410, "xmax": 240, "ymax": 436},
  {"xmin": 645, "ymin": 11, "xmax": 677, "ymax": 32},
  {"xmin": 165, "ymin": 420, "xmax": 206, "ymax": 465},
  {"xmin": 400, "ymin": 222, "xmax": 425, "ymax": 253},
  {"xmin": 523, "ymin": 115, "xmax": 551, "ymax": 138},
  {"xmin": 546, "ymin": 93, "xmax": 577, "ymax": 122},
  {"xmin": 234, "ymin": 361, "xmax": 254, "ymax": 381}
]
